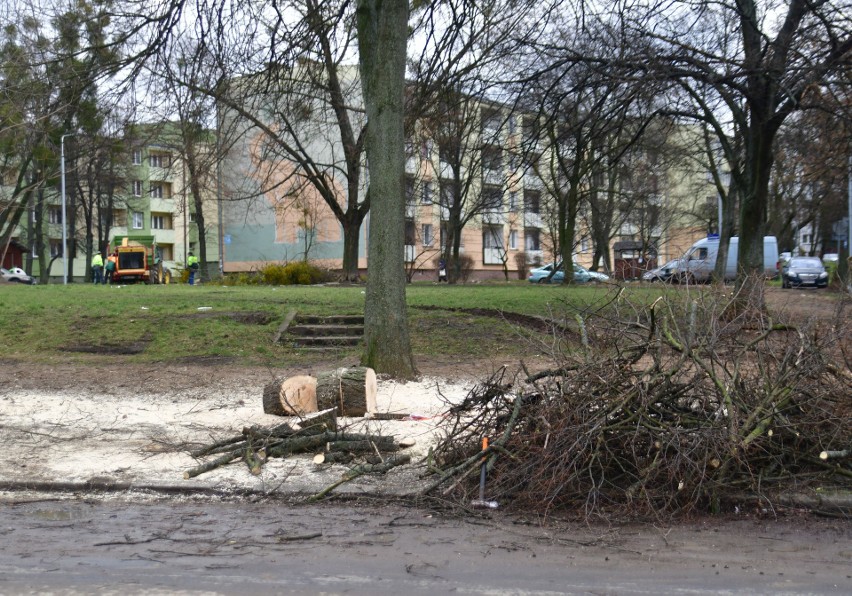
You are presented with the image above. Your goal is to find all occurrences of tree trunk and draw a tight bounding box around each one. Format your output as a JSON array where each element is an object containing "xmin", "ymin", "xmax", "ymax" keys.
[
  {"xmin": 262, "ymin": 375, "xmax": 318, "ymax": 415},
  {"xmin": 356, "ymin": 0, "xmax": 417, "ymax": 378},
  {"xmin": 315, "ymin": 366, "xmax": 377, "ymax": 416},
  {"xmin": 341, "ymin": 211, "xmax": 364, "ymax": 281}
]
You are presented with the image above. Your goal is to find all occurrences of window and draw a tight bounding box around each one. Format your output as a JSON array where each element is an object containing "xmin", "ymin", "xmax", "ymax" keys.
[
  {"xmin": 50, "ymin": 239, "xmax": 62, "ymax": 257},
  {"xmin": 189, "ymin": 212, "xmax": 197, "ymax": 223},
  {"xmin": 421, "ymin": 139, "xmax": 433, "ymax": 160},
  {"xmin": 525, "ymin": 229, "xmax": 540, "ymax": 251},
  {"xmin": 132, "ymin": 211, "xmax": 144, "ymax": 230},
  {"xmin": 509, "ymin": 192, "xmax": 518, "ymax": 212},
  {"xmin": 421, "ymin": 181, "xmax": 432, "ymax": 204},
  {"xmin": 439, "ymin": 144, "xmax": 454, "ymax": 165},
  {"xmin": 404, "ymin": 219, "xmax": 416, "ymax": 246},
  {"xmin": 508, "ymin": 114, "xmax": 517, "ymax": 135},
  {"xmin": 509, "ymin": 229, "xmax": 518, "ymax": 250},
  {"xmin": 802, "ymin": 233, "xmax": 812, "ymax": 244},
  {"xmin": 482, "ymin": 147, "xmax": 502, "ymax": 174},
  {"xmin": 48, "ymin": 206, "xmax": 62, "ymax": 224},
  {"xmin": 405, "ymin": 176, "xmax": 415, "ymax": 204},
  {"xmin": 482, "ymin": 186, "xmax": 502, "ymax": 211},
  {"xmin": 440, "ymin": 180, "xmax": 456, "ymax": 207},
  {"xmin": 151, "ymin": 213, "xmax": 172, "ymax": 230},
  {"xmin": 149, "ymin": 153, "xmax": 170, "ymax": 168},
  {"xmin": 483, "ymin": 226, "xmax": 503, "ymax": 249},
  {"xmin": 132, "ymin": 180, "xmax": 142, "ymax": 196},
  {"xmin": 132, "ymin": 149, "xmax": 142, "ymax": 165},
  {"xmin": 580, "ymin": 237, "xmax": 589, "ymax": 252},
  {"xmin": 150, "ymin": 183, "xmax": 164, "ymax": 199},
  {"xmin": 422, "ymin": 224, "xmax": 433, "ymax": 246},
  {"xmin": 524, "ymin": 190, "xmax": 540, "ymax": 214}
]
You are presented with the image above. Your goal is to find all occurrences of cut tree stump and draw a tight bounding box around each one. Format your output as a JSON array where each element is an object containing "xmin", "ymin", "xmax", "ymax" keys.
[
  {"xmin": 263, "ymin": 375, "xmax": 318, "ymax": 415},
  {"xmin": 315, "ymin": 367, "xmax": 377, "ymax": 416}
]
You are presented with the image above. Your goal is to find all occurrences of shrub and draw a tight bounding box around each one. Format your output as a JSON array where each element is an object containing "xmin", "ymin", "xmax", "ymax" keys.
[{"xmin": 260, "ymin": 261, "xmax": 329, "ymax": 285}]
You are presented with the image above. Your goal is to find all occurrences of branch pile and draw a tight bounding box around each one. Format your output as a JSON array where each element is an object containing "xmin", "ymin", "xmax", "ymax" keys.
[
  {"xmin": 425, "ymin": 285, "xmax": 852, "ymax": 517},
  {"xmin": 185, "ymin": 409, "xmax": 411, "ymax": 483}
]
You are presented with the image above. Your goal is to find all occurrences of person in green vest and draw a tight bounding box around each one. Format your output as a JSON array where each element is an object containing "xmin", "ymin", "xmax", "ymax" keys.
[
  {"xmin": 91, "ymin": 252, "xmax": 104, "ymax": 284},
  {"xmin": 104, "ymin": 253, "xmax": 117, "ymax": 285},
  {"xmin": 187, "ymin": 252, "xmax": 199, "ymax": 285}
]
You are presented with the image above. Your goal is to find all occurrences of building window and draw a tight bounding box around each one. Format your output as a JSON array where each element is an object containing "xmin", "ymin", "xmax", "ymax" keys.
[
  {"xmin": 421, "ymin": 181, "xmax": 432, "ymax": 204},
  {"xmin": 132, "ymin": 180, "xmax": 142, "ymax": 196},
  {"xmin": 580, "ymin": 237, "xmax": 589, "ymax": 252},
  {"xmin": 524, "ymin": 190, "xmax": 540, "ymax": 214},
  {"xmin": 150, "ymin": 183, "xmax": 164, "ymax": 199},
  {"xmin": 509, "ymin": 229, "xmax": 518, "ymax": 250},
  {"xmin": 525, "ymin": 229, "xmax": 540, "ymax": 252},
  {"xmin": 48, "ymin": 206, "xmax": 62, "ymax": 224},
  {"xmin": 149, "ymin": 153, "xmax": 170, "ymax": 168},
  {"xmin": 50, "ymin": 239, "xmax": 62, "ymax": 257},
  {"xmin": 482, "ymin": 186, "xmax": 502, "ymax": 211},
  {"xmin": 404, "ymin": 219, "xmax": 416, "ymax": 246},
  {"xmin": 509, "ymin": 192, "xmax": 518, "ymax": 212},
  {"xmin": 802, "ymin": 233, "xmax": 812, "ymax": 244},
  {"xmin": 483, "ymin": 226, "xmax": 504, "ymax": 249},
  {"xmin": 151, "ymin": 213, "xmax": 172, "ymax": 230},
  {"xmin": 440, "ymin": 180, "xmax": 456, "ymax": 207},
  {"xmin": 132, "ymin": 211, "xmax": 144, "ymax": 230},
  {"xmin": 421, "ymin": 139, "xmax": 433, "ymax": 160},
  {"xmin": 132, "ymin": 149, "xmax": 142, "ymax": 165},
  {"xmin": 405, "ymin": 176, "xmax": 415, "ymax": 204},
  {"xmin": 422, "ymin": 224, "xmax": 433, "ymax": 246},
  {"xmin": 189, "ymin": 212, "xmax": 197, "ymax": 223}
]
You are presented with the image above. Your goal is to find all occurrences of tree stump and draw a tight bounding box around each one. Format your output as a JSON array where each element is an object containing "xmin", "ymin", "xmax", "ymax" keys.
[
  {"xmin": 315, "ymin": 367, "xmax": 377, "ymax": 416},
  {"xmin": 262, "ymin": 375, "xmax": 318, "ymax": 415}
]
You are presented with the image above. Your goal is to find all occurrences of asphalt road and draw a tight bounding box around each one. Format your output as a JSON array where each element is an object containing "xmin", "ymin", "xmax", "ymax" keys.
[{"xmin": 0, "ymin": 495, "xmax": 849, "ymax": 595}]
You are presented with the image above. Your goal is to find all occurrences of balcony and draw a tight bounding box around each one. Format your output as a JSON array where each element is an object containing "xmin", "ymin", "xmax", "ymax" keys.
[
  {"xmin": 524, "ymin": 212, "xmax": 543, "ymax": 229},
  {"xmin": 482, "ymin": 210, "xmax": 506, "ymax": 225}
]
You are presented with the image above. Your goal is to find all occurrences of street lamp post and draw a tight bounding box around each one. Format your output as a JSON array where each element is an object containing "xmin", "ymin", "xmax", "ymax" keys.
[{"xmin": 60, "ymin": 133, "xmax": 74, "ymax": 285}]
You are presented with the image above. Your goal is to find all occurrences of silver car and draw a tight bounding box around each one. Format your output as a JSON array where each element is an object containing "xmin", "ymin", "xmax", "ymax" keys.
[{"xmin": 1, "ymin": 267, "xmax": 36, "ymax": 285}]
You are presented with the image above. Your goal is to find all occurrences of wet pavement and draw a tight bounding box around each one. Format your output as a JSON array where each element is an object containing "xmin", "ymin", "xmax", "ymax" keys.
[{"xmin": 0, "ymin": 494, "xmax": 849, "ymax": 594}]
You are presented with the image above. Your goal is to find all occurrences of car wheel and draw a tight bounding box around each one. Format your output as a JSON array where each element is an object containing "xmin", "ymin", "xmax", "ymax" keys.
[{"xmin": 537, "ymin": 278, "xmax": 548, "ymax": 284}]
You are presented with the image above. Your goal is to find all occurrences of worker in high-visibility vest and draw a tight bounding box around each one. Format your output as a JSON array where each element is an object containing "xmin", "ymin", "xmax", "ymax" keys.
[
  {"xmin": 91, "ymin": 252, "xmax": 104, "ymax": 284},
  {"xmin": 187, "ymin": 252, "xmax": 199, "ymax": 285}
]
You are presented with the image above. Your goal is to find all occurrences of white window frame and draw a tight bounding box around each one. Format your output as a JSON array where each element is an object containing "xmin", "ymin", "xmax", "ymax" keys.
[
  {"xmin": 132, "ymin": 180, "xmax": 142, "ymax": 197},
  {"xmin": 151, "ymin": 214, "xmax": 167, "ymax": 230},
  {"xmin": 422, "ymin": 223, "xmax": 433, "ymax": 246},
  {"xmin": 150, "ymin": 183, "xmax": 164, "ymax": 199},
  {"xmin": 132, "ymin": 149, "xmax": 142, "ymax": 165},
  {"xmin": 509, "ymin": 229, "xmax": 517, "ymax": 250},
  {"xmin": 421, "ymin": 181, "xmax": 432, "ymax": 204},
  {"xmin": 132, "ymin": 211, "xmax": 144, "ymax": 230}
]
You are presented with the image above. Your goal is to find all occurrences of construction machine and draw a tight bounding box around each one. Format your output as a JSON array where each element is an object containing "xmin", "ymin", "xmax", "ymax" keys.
[{"xmin": 111, "ymin": 238, "xmax": 172, "ymax": 284}]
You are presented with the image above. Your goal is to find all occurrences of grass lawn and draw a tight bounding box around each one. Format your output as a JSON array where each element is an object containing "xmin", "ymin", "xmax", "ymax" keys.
[{"xmin": 0, "ymin": 281, "xmax": 645, "ymax": 368}]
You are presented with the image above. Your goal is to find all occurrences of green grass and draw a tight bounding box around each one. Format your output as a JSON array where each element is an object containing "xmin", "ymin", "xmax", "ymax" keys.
[{"xmin": 0, "ymin": 281, "xmax": 641, "ymax": 367}]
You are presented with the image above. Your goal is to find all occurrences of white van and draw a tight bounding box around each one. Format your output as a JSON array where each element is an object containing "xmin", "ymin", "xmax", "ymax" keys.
[{"xmin": 677, "ymin": 235, "xmax": 779, "ymax": 283}]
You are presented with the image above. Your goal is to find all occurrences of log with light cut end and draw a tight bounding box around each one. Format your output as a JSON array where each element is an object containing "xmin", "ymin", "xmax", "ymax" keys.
[
  {"xmin": 819, "ymin": 449, "xmax": 850, "ymax": 460},
  {"xmin": 263, "ymin": 375, "xmax": 318, "ymax": 416},
  {"xmin": 315, "ymin": 367, "xmax": 377, "ymax": 416}
]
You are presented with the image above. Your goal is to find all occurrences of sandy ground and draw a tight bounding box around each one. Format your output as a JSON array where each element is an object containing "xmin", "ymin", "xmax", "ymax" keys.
[{"xmin": 0, "ymin": 364, "xmax": 475, "ymax": 497}]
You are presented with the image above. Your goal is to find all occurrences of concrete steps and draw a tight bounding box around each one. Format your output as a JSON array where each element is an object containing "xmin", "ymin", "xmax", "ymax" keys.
[{"xmin": 279, "ymin": 313, "xmax": 364, "ymax": 349}]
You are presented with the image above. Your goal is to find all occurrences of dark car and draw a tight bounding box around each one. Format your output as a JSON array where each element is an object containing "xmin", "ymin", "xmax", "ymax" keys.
[{"xmin": 780, "ymin": 257, "xmax": 828, "ymax": 289}]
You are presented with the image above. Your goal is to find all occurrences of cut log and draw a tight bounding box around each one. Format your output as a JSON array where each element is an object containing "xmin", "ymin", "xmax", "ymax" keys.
[
  {"xmin": 297, "ymin": 408, "xmax": 338, "ymax": 435},
  {"xmin": 313, "ymin": 452, "xmax": 354, "ymax": 465},
  {"xmin": 263, "ymin": 375, "xmax": 318, "ymax": 415},
  {"xmin": 315, "ymin": 367, "xmax": 377, "ymax": 416}
]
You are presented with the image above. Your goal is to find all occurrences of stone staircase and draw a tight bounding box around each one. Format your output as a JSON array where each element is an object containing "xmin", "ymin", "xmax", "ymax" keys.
[{"xmin": 284, "ymin": 314, "xmax": 364, "ymax": 349}]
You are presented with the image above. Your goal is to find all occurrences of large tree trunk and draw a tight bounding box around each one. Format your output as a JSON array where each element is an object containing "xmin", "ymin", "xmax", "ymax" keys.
[
  {"xmin": 315, "ymin": 367, "xmax": 377, "ymax": 416},
  {"xmin": 341, "ymin": 211, "xmax": 364, "ymax": 280},
  {"xmin": 356, "ymin": 0, "xmax": 417, "ymax": 378}
]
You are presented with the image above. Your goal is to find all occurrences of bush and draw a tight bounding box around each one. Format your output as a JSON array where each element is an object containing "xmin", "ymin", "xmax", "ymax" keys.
[
  {"xmin": 444, "ymin": 254, "xmax": 474, "ymax": 283},
  {"xmin": 219, "ymin": 262, "xmax": 329, "ymax": 286},
  {"xmin": 260, "ymin": 261, "xmax": 329, "ymax": 285}
]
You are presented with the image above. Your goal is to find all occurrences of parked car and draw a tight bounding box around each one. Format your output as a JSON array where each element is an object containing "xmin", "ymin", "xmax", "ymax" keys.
[
  {"xmin": 528, "ymin": 262, "xmax": 591, "ymax": 284},
  {"xmin": 579, "ymin": 266, "xmax": 610, "ymax": 282},
  {"xmin": 642, "ymin": 258, "xmax": 681, "ymax": 282},
  {"xmin": 0, "ymin": 267, "xmax": 36, "ymax": 285},
  {"xmin": 675, "ymin": 235, "xmax": 778, "ymax": 283},
  {"xmin": 822, "ymin": 253, "xmax": 839, "ymax": 264},
  {"xmin": 780, "ymin": 257, "xmax": 829, "ymax": 289}
]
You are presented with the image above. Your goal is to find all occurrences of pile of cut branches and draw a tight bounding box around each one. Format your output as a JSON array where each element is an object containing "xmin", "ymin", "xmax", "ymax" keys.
[
  {"xmin": 425, "ymin": 284, "xmax": 852, "ymax": 517},
  {"xmin": 186, "ymin": 409, "xmax": 411, "ymax": 484}
]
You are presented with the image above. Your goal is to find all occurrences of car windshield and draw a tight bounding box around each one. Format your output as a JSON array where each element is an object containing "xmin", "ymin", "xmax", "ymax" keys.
[{"xmin": 790, "ymin": 258, "xmax": 822, "ymax": 268}]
